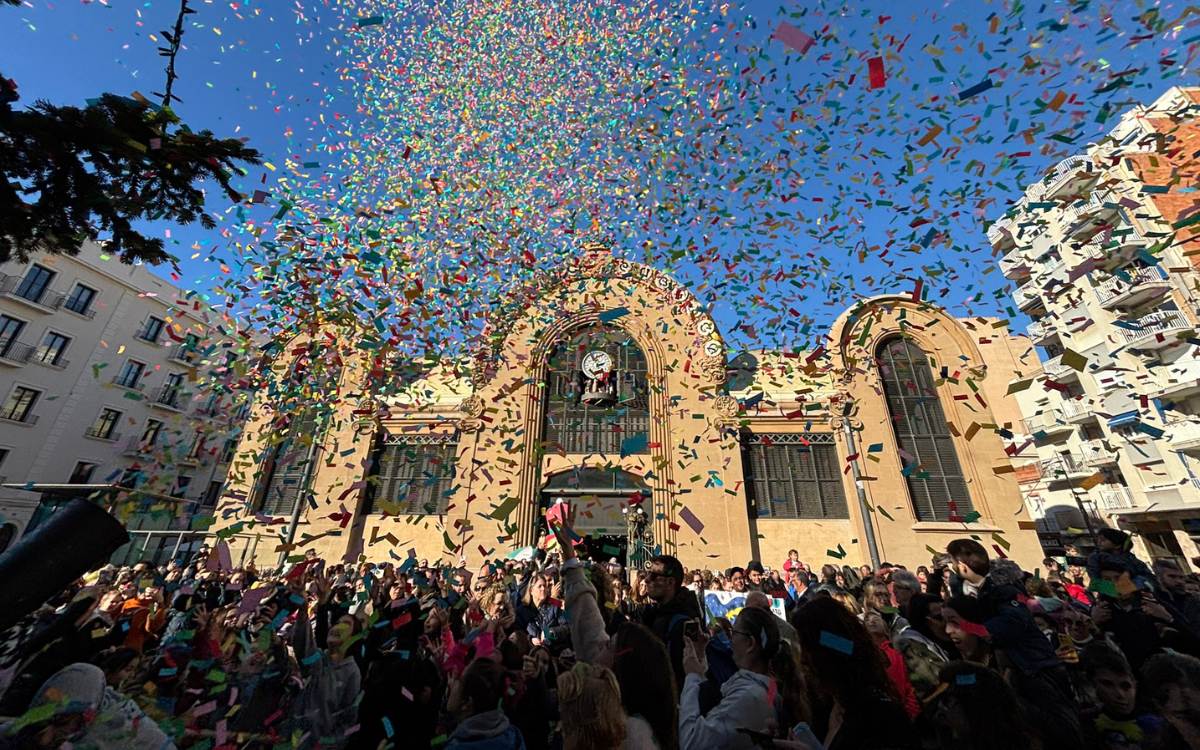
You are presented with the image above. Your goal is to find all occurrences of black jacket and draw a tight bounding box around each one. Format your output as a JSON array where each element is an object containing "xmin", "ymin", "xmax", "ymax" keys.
[
  {"xmin": 643, "ymin": 587, "xmax": 702, "ymax": 693},
  {"xmin": 959, "ymin": 577, "xmax": 1058, "ymax": 676}
]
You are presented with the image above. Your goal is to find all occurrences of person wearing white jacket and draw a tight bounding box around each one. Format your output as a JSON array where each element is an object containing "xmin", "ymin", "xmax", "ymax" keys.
[{"xmin": 679, "ymin": 606, "xmax": 806, "ymax": 750}]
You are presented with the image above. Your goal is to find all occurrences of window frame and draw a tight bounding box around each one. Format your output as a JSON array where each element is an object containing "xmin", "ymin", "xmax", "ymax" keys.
[
  {"xmin": 63, "ymin": 283, "xmax": 98, "ymax": 316},
  {"xmin": 876, "ymin": 336, "xmax": 975, "ymax": 522},
  {"xmin": 15, "ymin": 265, "xmax": 55, "ymax": 303},
  {"xmin": 35, "ymin": 330, "xmax": 71, "ymax": 366},
  {"xmin": 137, "ymin": 315, "xmax": 166, "ymax": 344},
  {"xmin": 0, "ymin": 386, "xmax": 40, "ymax": 423},
  {"xmin": 115, "ymin": 359, "xmax": 145, "ymax": 388},
  {"xmin": 365, "ymin": 433, "xmax": 459, "ymax": 515},
  {"xmin": 741, "ymin": 433, "xmax": 850, "ymax": 520},
  {"xmin": 90, "ymin": 407, "xmax": 123, "ymax": 440}
]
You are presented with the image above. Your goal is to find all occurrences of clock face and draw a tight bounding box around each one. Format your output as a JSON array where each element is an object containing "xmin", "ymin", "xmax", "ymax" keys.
[{"xmin": 582, "ymin": 350, "xmax": 614, "ymax": 378}]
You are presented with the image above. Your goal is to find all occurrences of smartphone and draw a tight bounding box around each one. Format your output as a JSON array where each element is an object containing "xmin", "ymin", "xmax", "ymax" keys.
[
  {"xmin": 1057, "ymin": 632, "xmax": 1078, "ymax": 663},
  {"xmin": 683, "ymin": 620, "xmax": 700, "ymax": 641}
]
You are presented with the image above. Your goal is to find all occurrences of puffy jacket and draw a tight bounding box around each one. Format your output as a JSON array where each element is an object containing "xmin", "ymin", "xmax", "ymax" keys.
[{"xmin": 679, "ymin": 670, "xmax": 776, "ymax": 750}]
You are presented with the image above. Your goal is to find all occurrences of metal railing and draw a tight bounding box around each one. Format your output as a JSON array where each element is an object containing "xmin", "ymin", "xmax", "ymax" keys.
[
  {"xmin": 116, "ymin": 530, "xmax": 263, "ymax": 569},
  {"xmin": 1043, "ymin": 354, "xmax": 1078, "ymax": 379},
  {"xmin": 85, "ymin": 426, "xmax": 121, "ymax": 442},
  {"xmin": 0, "ymin": 341, "xmax": 34, "ymax": 365},
  {"xmin": 150, "ymin": 386, "xmax": 185, "ymax": 410},
  {"xmin": 1095, "ymin": 265, "xmax": 1168, "ymax": 305},
  {"xmin": 135, "ymin": 330, "xmax": 161, "ymax": 345},
  {"xmin": 1080, "ymin": 439, "xmax": 1117, "ymax": 465},
  {"xmin": 1044, "ymin": 155, "xmax": 1094, "ymax": 197},
  {"xmin": 0, "ymin": 273, "xmax": 65, "ymax": 311},
  {"xmin": 1117, "ymin": 310, "xmax": 1191, "ymax": 346},
  {"xmin": 1096, "ymin": 486, "xmax": 1134, "ymax": 510},
  {"xmin": 1015, "ymin": 278, "xmax": 1043, "ymax": 309},
  {"xmin": 110, "ymin": 375, "xmax": 145, "ymax": 391},
  {"xmin": 1022, "ymin": 409, "xmax": 1071, "ymax": 435},
  {"xmin": 1059, "ymin": 400, "xmax": 1095, "ymax": 421},
  {"xmin": 1168, "ymin": 419, "xmax": 1200, "ymax": 448},
  {"xmin": 62, "ymin": 299, "xmax": 97, "ymax": 319},
  {"xmin": 1041, "ymin": 452, "xmax": 1088, "ymax": 477},
  {"xmin": 0, "ymin": 410, "xmax": 38, "ymax": 425}
]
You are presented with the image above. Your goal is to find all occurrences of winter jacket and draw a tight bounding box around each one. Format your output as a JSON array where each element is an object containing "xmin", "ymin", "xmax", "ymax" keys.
[
  {"xmin": 679, "ymin": 670, "xmax": 776, "ymax": 750},
  {"xmin": 515, "ymin": 602, "xmax": 567, "ymax": 643},
  {"xmin": 891, "ymin": 628, "xmax": 950, "ymax": 701},
  {"xmin": 1087, "ymin": 550, "xmax": 1155, "ymax": 587},
  {"xmin": 880, "ymin": 642, "xmax": 921, "ymax": 720},
  {"xmin": 445, "ymin": 710, "xmax": 527, "ymax": 750},
  {"xmin": 967, "ymin": 577, "xmax": 1059, "ymax": 676}
]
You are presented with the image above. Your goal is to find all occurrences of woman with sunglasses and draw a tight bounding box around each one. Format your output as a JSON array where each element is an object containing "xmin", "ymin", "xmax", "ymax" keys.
[{"xmin": 678, "ymin": 606, "xmax": 807, "ymax": 749}]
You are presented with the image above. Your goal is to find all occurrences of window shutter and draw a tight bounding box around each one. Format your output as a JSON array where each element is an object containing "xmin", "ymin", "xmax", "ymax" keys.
[
  {"xmin": 878, "ymin": 338, "xmax": 974, "ymax": 522},
  {"xmin": 740, "ymin": 435, "xmax": 848, "ymax": 520}
]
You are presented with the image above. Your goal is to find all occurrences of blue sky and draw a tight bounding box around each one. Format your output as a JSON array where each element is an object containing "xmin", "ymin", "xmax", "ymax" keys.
[{"xmin": 2, "ymin": 0, "xmax": 1196, "ymax": 355}]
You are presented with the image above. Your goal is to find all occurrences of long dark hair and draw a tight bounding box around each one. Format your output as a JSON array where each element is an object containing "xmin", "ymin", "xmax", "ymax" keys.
[
  {"xmin": 791, "ymin": 595, "xmax": 899, "ymax": 708},
  {"xmin": 907, "ymin": 593, "xmax": 960, "ymax": 659},
  {"xmin": 736, "ymin": 607, "xmax": 810, "ymax": 731},
  {"xmin": 611, "ymin": 621, "xmax": 678, "ymax": 750},
  {"xmin": 932, "ymin": 661, "xmax": 1042, "ymax": 750}
]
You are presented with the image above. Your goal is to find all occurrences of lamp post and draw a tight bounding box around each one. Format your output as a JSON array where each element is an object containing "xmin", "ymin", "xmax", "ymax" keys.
[{"xmin": 832, "ymin": 394, "xmax": 882, "ymax": 570}]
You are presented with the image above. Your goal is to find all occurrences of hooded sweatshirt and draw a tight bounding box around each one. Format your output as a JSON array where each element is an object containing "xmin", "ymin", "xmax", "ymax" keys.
[
  {"xmin": 290, "ymin": 607, "xmax": 362, "ymax": 749},
  {"xmin": 679, "ymin": 670, "xmax": 776, "ymax": 750},
  {"xmin": 446, "ymin": 709, "xmax": 526, "ymax": 750},
  {"xmin": 5, "ymin": 662, "xmax": 175, "ymax": 750}
]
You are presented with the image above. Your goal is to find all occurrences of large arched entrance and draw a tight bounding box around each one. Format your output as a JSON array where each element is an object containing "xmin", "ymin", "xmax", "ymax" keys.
[{"xmin": 540, "ymin": 467, "xmax": 654, "ymax": 570}]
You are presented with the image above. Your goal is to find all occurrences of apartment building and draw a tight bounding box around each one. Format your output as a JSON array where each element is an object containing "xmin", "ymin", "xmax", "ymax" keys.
[
  {"xmin": 0, "ymin": 240, "xmax": 251, "ymax": 553},
  {"xmin": 993, "ymin": 86, "xmax": 1200, "ymax": 570}
]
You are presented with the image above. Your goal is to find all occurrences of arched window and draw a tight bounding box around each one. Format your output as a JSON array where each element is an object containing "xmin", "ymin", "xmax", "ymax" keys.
[
  {"xmin": 543, "ymin": 325, "xmax": 650, "ymax": 456},
  {"xmin": 256, "ymin": 353, "xmax": 341, "ymax": 516},
  {"xmin": 877, "ymin": 337, "xmax": 974, "ymax": 522}
]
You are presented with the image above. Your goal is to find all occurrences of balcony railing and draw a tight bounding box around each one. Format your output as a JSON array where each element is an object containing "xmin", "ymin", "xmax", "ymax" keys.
[
  {"xmin": 1080, "ymin": 439, "xmax": 1118, "ymax": 466},
  {"xmin": 62, "ymin": 300, "xmax": 97, "ymax": 319},
  {"xmin": 1168, "ymin": 419, "xmax": 1200, "ymax": 452},
  {"xmin": 110, "ymin": 375, "xmax": 145, "ymax": 391},
  {"xmin": 1117, "ymin": 310, "xmax": 1192, "ymax": 349},
  {"xmin": 1060, "ymin": 399, "xmax": 1097, "ymax": 422},
  {"xmin": 1027, "ymin": 320, "xmax": 1058, "ymax": 343},
  {"xmin": 1043, "ymin": 354, "xmax": 1080, "ymax": 380},
  {"xmin": 1095, "ymin": 265, "xmax": 1170, "ymax": 308},
  {"xmin": 1041, "ymin": 452, "xmax": 1090, "ymax": 478},
  {"xmin": 150, "ymin": 387, "xmax": 185, "ymax": 411},
  {"xmin": 1000, "ymin": 246, "xmax": 1029, "ymax": 279},
  {"xmin": 0, "ymin": 274, "xmax": 65, "ymax": 312},
  {"xmin": 1014, "ymin": 278, "xmax": 1044, "ymax": 311},
  {"xmin": 0, "ymin": 410, "xmax": 38, "ymax": 426},
  {"xmin": 135, "ymin": 329, "xmax": 161, "ymax": 345},
  {"xmin": 1043, "ymin": 155, "xmax": 1095, "ymax": 199},
  {"xmin": 1066, "ymin": 188, "xmax": 1119, "ymax": 224},
  {"xmin": 1096, "ymin": 486, "xmax": 1134, "ymax": 510},
  {"xmin": 85, "ymin": 427, "xmax": 121, "ymax": 442},
  {"xmin": 987, "ymin": 213, "xmax": 1018, "ymax": 249},
  {"xmin": 1022, "ymin": 409, "xmax": 1074, "ymax": 437},
  {"xmin": 0, "ymin": 341, "xmax": 35, "ymax": 365}
]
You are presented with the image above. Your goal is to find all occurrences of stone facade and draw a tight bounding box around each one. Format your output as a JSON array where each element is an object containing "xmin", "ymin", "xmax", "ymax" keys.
[{"xmin": 213, "ymin": 248, "xmax": 1044, "ymax": 572}]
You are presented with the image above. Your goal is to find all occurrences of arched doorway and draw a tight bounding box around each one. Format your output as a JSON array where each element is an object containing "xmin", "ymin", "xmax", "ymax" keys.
[{"xmin": 540, "ymin": 467, "xmax": 654, "ymax": 570}]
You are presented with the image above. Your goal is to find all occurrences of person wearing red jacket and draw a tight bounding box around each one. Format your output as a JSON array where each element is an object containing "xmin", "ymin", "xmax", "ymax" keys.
[{"xmin": 863, "ymin": 611, "xmax": 921, "ymax": 720}]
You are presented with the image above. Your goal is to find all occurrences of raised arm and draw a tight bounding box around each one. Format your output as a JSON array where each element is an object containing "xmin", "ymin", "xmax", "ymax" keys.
[{"xmin": 550, "ymin": 504, "xmax": 609, "ymax": 664}]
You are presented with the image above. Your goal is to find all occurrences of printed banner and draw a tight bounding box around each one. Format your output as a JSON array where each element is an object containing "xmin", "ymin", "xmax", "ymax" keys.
[{"xmin": 698, "ymin": 589, "xmax": 786, "ymax": 623}]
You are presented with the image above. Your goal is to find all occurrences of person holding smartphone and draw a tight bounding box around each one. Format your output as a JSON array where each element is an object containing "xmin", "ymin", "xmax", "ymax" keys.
[{"xmin": 678, "ymin": 606, "xmax": 807, "ymax": 750}]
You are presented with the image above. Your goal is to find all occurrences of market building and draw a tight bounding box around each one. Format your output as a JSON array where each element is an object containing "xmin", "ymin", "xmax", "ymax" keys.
[{"xmin": 212, "ymin": 244, "xmax": 1044, "ymax": 572}]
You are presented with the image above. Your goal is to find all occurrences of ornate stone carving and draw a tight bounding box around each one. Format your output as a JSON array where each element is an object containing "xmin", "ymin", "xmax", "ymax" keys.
[
  {"xmin": 713, "ymin": 395, "xmax": 739, "ymax": 418},
  {"xmin": 700, "ymin": 358, "xmax": 728, "ymax": 385},
  {"xmin": 460, "ymin": 395, "xmax": 485, "ymax": 419}
]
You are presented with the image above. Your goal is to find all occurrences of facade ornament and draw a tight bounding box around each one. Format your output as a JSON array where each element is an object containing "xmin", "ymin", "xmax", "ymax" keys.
[
  {"xmin": 460, "ymin": 395, "xmax": 486, "ymax": 419},
  {"xmin": 713, "ymin": 395, "xmax": 740, "ymax": 425}
]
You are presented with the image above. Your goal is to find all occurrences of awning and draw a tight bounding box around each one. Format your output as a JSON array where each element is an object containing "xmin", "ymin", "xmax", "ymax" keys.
[{"xmin": 1108, "ymin": 410, "xmax": 1141, "ymax": 428}]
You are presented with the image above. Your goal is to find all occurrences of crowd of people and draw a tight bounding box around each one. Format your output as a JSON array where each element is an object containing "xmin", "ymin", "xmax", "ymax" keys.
[{"xmin": 1, "ymin": 515, "xmax": 1199, "ymax": 750}]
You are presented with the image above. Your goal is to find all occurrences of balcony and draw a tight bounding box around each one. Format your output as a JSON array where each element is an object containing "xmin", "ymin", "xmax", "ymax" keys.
[
  {"xmin": 1080, "ymin": 439, "xmax": 1119, "ymax": 466},
  {"xmin": 0, "ymin": 274, "xmax": 65, "ymax": 312},
  {"xmin": 1040, "ymin": 452, "xmax": 1093, "ymax": 481},
  {"xmin": 1168, "ymin": 419, "xmax": 1200, "ymax": 455},
  {"xmin": 988, "ymin": 213, "xmax": 1018, "ymax": 251},
  {"xmin": 1060, "ymin": 399, "xmax": 1099, "ymax": 423},
  {"xmin": 1027, "ymin": 319, "xmax": 1061, "ymax": 345},
  {"xmin": 1066, "ymin": 188, "xmax": 1120, "ymax": 225},
  {"xmin": 0, "ymin": 410, "xmax": 38, "ymax": 426},
  {"xmin": 1043, "ymin": 354, "xmax": 1081, "ymax": 381},
  {"xmin": 1096, "ymin": 486, "xmax": 1135, "ymax": 510},
  {"xmin": 134, "ymin": 330, "xmax": 162, "ymax": 345},
  {"xmin": 1116, "ymin": 310, "xmax": 1192, "ymax": 350},
  {"xmin": 0, "ymin": 341, "xmax": 34, "ymax": 366},
  {"xmin": 1000, "ymin": 247, "xmax": 1030, "ymax": 279},
  {"xmin": 1023, "ymin": 409, "xmax": 1075, "ymax": 440},
  {"xmin": 123, "ymin": 439, "xmax": 156, "ymax": 458},
  {"xmin": 84, "ymin": 427, "xmax": 121, "ymax": 443},
  {"xmin": 169, "ymin": 348, "xmax": 197, "ymax": 364},
  {"xmin": 1043, "ymin": 155, "xmax": 1097, "ymax": 199},
  {"xmin": 149, "ymin": 387, "xmax": 185, "ymax": 412},
  {"xmin": 1069, "ymin": 237, "xmax": 1110, "ymax": 268},
  {"xmin": 1014, "ymin": 278, "xmax": 1045, "ymax": 312},
  {"xmin": 110, "ymin": 375, "xmax": 145, "ymax": 392},
  {"xmin": 1095, "ymin": 266, "xmax": 1171, "ymax": 309}
]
